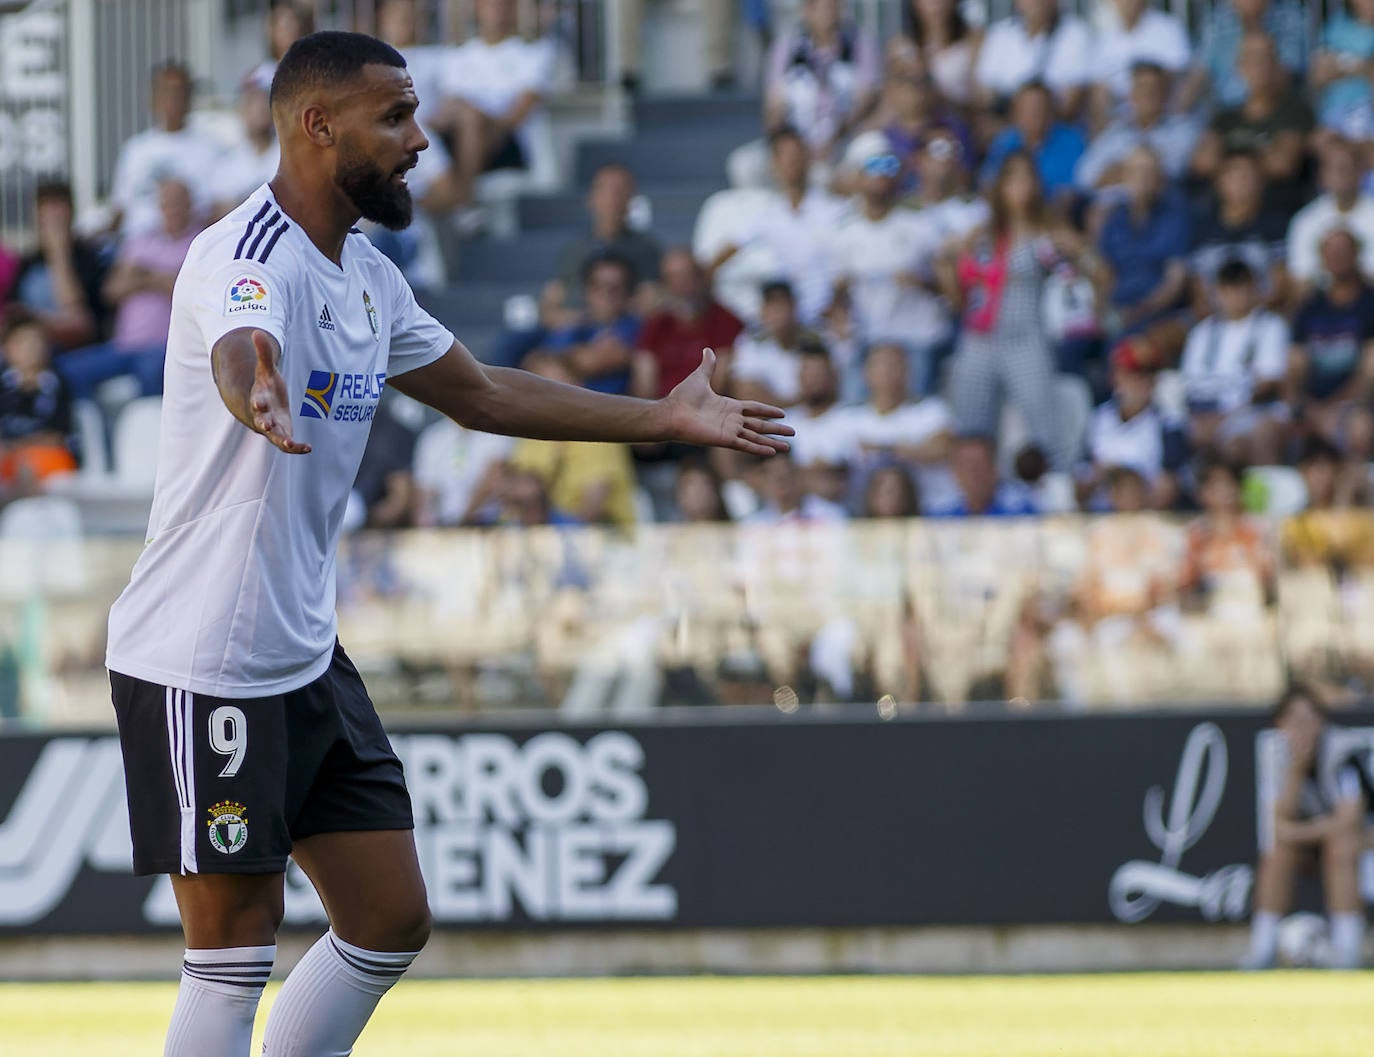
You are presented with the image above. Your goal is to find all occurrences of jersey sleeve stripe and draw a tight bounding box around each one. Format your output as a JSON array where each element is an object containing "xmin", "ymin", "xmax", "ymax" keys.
[
  {"xmin": 233, "ymin": 201, "xmax": 274, "ymax": 259},
  {"xmin": 243, "ymin": 210, "xmax": 282, "ymax": 260},
  {"xmin": 257, "ymin": 221, "xmax": 290, "ymax": 263}
]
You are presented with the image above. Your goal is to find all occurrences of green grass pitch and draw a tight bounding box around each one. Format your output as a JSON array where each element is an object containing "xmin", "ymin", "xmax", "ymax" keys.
[{"xmin": 2, "ymin": 973, "xmax": 1372, "ymax": 1056}]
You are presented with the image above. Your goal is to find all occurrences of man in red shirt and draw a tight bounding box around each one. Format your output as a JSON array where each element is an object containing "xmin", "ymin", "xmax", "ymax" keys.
[{"xmin": 633, "ymin": 247, "xmax": 743, "ymax": 399}]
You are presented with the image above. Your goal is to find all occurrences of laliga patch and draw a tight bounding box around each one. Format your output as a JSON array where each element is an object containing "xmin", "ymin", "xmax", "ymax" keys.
[{"xmin": 225, "ymin": 274, "xmax": 271, "ymax": 315}]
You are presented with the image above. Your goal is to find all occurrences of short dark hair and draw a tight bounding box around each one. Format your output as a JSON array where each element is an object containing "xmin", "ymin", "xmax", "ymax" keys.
[
  {"xmin": 1220, "ymin": 146, "xmax": 1262, "ymax": 169},
  {"xmin": 956, "ymin": 433, "xmax": 997, "ymax": 455},
  {"xmin": 152, "ymin": 61, "xmax": 192, "ymax": 89},
  {"xmin": 760, "ymin": 279, "xmax": 795, "ymax": 302},
  {"xmin": 270, "ymin": 31, "xmax": 406, "ymax": 109},
  {"xmin": 767, "ymin": 125, "xmax": 805, "ymax": 152},
  {"xmin": 1, "ymin": 305, "xmax": 42, "ymax": 344},
  {"xmin": 1131, "ymin": 60, "xmax": 1168, "ymax": 79},
  {"xmin": 1216, "ymin": 258, "xmax": 1256, "ymax": 287},
  {"xmin": 1015, "ymin": 79, "xmax": 1052, "ymax": 100},
  {"xmin": 797, "ymin": 334, "xmax": 831, "ymax": 360},
  {"xmin": 1197, "ymin": 458, "xmax": 1243, "ymax": 487},
  {"xmin": 1273, "ymin": 684, "xmax": 1326, "ymax": 724},
  {"xmin": 34, "ymin": 180, "xmax": 72, "ymax": 206},
  {"xmin": 581, "ymin": 249, "xmax": 635, "ymax": 288},
  {"xmin": 1298, "ymin": 435, "xmax": 1342, "ymax": 466},
  {"xmin": 1104, "ymin": 464, "xmax": 1147, "ymax": 491}
]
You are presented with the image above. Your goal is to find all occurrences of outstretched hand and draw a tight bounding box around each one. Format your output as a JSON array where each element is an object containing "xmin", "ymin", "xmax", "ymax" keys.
[
  {"xmin": 248, "ymin": 329, "xmax": 311, "ymax": 455},
  {"xmin": 662, "ymin": 349, "xmax": 793, "ymax": 457}
]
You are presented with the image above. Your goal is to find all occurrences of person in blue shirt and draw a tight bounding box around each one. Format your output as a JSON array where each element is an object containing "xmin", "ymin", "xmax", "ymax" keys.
[
  {"xmin": 1288, "ymin": 227, "xmax": 1374, "ymax": 461},
  {"xmin": 1180, "ymin": 0, "xmax": 1307, "ymax": 110},
  {"xmin": 1097, "ymin": 145, "xmax": 1191, "ymax": 337},
  {"xmin": 982, "ymin": 81, "xmax": 1085, "ymax": 203},
  {"xmin": 928, "ymin": 434, "xmax": 1040, "ymax": 517},
  {"xmin": 1310, "ymin": 0, "xmax": 1374, "ymax": 125},
  {"xmin": 533, "ymin": 250, "xmax": 642, "ymax": 394}
]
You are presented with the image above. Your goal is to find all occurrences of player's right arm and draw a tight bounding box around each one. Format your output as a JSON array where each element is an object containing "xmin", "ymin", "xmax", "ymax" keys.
[{"xmin": 210, "ymin": 327, "xmax": 312, "ymax": 455}]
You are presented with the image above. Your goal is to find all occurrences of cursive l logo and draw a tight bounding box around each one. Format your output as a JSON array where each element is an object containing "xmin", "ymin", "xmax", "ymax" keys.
[{"xmin": 1108, "ymin": 722, "xmax": 1253, "ymax": 923}]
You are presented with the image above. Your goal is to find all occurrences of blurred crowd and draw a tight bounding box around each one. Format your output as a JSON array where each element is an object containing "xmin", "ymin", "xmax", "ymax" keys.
[{"xmin": 8, "ymin": 0, "xmax": 1374, "ymax": 544}]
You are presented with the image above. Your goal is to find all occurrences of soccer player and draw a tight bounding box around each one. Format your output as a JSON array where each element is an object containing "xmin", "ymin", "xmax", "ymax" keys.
[{"xmin": 103, "ymin": 32, "xmax": 791, "ymax": 1057}]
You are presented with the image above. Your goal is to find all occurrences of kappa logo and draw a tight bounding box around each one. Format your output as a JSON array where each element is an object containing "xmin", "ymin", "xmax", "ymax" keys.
[
  {"xmin": 207, "ymin": 801, "xmax": 249, "ymax": 856},
  {"xmin": 317, "ymin": 303, "xmax": 336, "ymax": 331}
]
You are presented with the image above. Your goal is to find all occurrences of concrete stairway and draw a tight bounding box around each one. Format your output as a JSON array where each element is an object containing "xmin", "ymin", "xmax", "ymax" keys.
[{"xmin": 431, "ymin": 93, "xmax": 761, "ymax": 361}]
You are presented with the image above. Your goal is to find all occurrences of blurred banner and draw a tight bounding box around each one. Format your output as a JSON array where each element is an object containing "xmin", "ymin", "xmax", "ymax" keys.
[
  {"xmin": 3, "ymin": 711, "xmax": 1372, "ymax": 933},
  {"xmin": 11, "ymin": 513, "xmax": 1374, "ymax": 721}
]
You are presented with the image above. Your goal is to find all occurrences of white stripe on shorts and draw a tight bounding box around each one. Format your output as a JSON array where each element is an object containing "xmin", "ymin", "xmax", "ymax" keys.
[
  {"xmin": 165, "ymin": 688, "xmax": 198, "ymax": 874},
  {"xmin": 180, "ymin": 690, "xmax": 197, "ymax": 874}
]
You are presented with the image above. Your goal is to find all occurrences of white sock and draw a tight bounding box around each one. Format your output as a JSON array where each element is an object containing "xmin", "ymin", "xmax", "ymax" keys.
[
  {"xmin": 262, "ymin": 930, "xmax": 419, "ymax": 1056},
  {"xmin": 1328, "ymin": 912, "xmax": 1365, "ymax": 969},
  {"xmin": 1248, "ymin": 910, "xmax": 1280, "ymax": 962},
  {"xmin": 166, "ymin": 944, "xmax": 275, "ymax": 1057}
]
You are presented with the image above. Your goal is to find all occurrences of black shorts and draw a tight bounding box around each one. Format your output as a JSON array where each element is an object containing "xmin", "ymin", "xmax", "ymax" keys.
[{"xmin": 110, "ymin": 642, "xmax": 412, "ymax": 876}]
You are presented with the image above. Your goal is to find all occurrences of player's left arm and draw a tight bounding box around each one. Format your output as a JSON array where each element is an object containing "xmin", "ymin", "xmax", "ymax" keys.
[{"xmin": 390, "ymin": 340, "xmax": 793, "ymax": 457}]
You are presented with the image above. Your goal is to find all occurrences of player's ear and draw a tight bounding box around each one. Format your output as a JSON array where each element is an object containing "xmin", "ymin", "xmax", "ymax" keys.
[{"xmin": 300, "ymin": 102, "xmax": 335, "ymax": 147}]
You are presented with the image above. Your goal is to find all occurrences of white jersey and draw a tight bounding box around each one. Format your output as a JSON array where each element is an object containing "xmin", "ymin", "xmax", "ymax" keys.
[{"xmin": 106, "ymin": 185, "xmax": 453, "ymax": 697}]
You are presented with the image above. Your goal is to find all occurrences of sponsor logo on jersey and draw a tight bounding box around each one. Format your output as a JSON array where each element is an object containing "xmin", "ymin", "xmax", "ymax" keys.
[
  {"xmin": 224, "ymin": 275, "xmax": 270, "ymax": 316},
  {"xmin": 207, "ymin": 801, "xmax": 248, "ymax": 855},
  {"xmin": 363, "ymin": 289, "xmax": 379, "ymax": 340},
  {"xmin": 299, "ymin": 368, "xmax": 387, "ymax": 423},
  {"xmin": 300, "ymin": 370, "xmax": 338, "ymax": 419},
  {"xmin": 317, "ymin": 303, "xmax": 335, "ymax": 331}
]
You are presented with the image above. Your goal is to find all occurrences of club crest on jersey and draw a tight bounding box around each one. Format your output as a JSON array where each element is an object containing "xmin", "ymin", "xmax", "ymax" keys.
[
  {"xmin": 363, "ymin": 289, "xmax": 379, "ymax": 340},
  {"xmin": 207, "ymin": 801, "xmax": 248, "ymax": 855},
  {"xmin": 224, "ymin": 275, "xmax": 270, "ymax": 315}
]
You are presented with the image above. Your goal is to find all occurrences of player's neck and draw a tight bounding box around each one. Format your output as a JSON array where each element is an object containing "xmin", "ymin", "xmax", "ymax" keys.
[{"xmin": 267, "ymin": 177, "xmax": 355, "ymax": 265}]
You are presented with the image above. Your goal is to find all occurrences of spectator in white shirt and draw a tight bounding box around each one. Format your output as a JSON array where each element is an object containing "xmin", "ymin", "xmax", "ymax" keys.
[
  {"xmin": 764, "ymin": 0, "xmax": 881, "ymax": 162},
  {"xmin": 412, "ymin": 419, "xmax": 515, "ymax": 526},
  {"xmin": 786, "ymin": 340, "xmax": 851, "ymax": 468},
  {"xmin": 831, "ymin": 150, "xmax": 952, "ymax": 386},
  {"xmin": 730, "ymin": 281, "xmax": 816, "ymax": 406},
  {"xmin": 746, "ymin": 451, "xmax": 849, "ymax": 523},
  {"xmin": 211, "ymin": 79, "xmax": 280, "ymax": 220},
  {"xmin": 1090, "ymin": 0, "xmax": 1191, "ymax": 130},
  {"xmin": 1287, "ymin": 138, "xmax": 1374, "ymax": 294},
  {"xmin": 377, "ymin": 0, "xmax": 451, "ymax": 128},
  {"xmin": 898, "ymin": 0, "xmax": 981, "ymax": 108},
  {"xmin": 707, "ymin": 127, "xmax": 849, "ymax": 324},
  {"xmin": 911, "ymin": 130, "xmax": 990, "ymax": 243},
  {"xmin": 244, "ymin": 1, "xmax": 314, "ymax": 95},
  {"xmin": 835, "ymin": 342, "xmax": 954, "ymax": 480},
  {"xmin": 1179, "ymin": 258, "xmax": 1289, "ymax": 464},
  {"xmin": 1079, "ymin": 338, "xmax": 1187, "ymax": 509},
  {"xmin": 436, "ymin": 0, "xmax": 555, "ymax": 208},
  {"xmin": 975, "ymin": 0, "xmax": 1095, "ymax": 119},
  {"xmin": 108, "ymin": 63, "xmax": 224, "ymax": 236}
]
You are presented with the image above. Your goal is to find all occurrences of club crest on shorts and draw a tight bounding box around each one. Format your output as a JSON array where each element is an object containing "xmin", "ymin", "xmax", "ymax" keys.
[
  {"xmin": 363, "ymin": 289, "xmax": 379, "ymax": 340},
  {"xmin": 207, "ymin": 800, "xmax": 249, "ymax": 855}
]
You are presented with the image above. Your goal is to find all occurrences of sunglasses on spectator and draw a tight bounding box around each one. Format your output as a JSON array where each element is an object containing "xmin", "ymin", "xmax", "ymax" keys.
[
  {"xmin": 925, "ymin": 138, "xmax": 962, "ymax": 160},
  {"xmin": 862, "ymin": 154, "xmax": 902, "ymax": 177}
]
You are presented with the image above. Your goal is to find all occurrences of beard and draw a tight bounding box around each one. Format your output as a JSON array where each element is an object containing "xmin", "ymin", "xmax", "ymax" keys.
[{"xmin": 335, "ymin": 139, "xmax": 414, "ymax": 231}]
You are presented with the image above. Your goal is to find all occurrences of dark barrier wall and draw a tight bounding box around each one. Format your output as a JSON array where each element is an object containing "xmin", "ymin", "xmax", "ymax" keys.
[{"xmin": 3, "ymin": 711, "xmax": 1372, "ymax": 933}]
